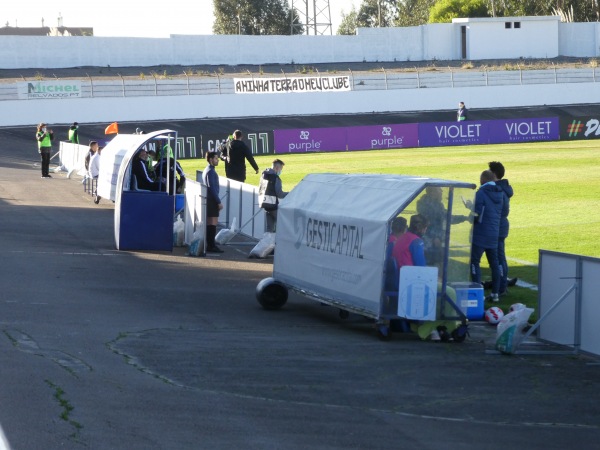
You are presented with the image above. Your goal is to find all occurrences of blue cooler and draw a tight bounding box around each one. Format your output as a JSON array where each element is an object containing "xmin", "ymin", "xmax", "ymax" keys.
[
  {"xmin": 450, "ymin": 282, "xmax": 484, "ymax": 320},
  {"xmin": 175, "ymin": 194, "xmax": 185, "ymax": 213}
]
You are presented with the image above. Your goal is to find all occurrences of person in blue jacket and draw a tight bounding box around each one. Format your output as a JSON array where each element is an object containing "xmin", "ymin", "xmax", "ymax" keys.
[
  {"xmin": 202, "ymin": 151, "xmax": 224, "ymax": 253},
  {"xmin": 489, "ymin": 161, "xmax": 515, "ymax": 294},
  {"xmin": 470, "ymin": 170, "xmax": 508, "ymax": 302}
]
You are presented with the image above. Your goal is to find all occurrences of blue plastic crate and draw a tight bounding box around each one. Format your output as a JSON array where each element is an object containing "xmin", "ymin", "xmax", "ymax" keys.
[{"xmin": 451, "ymin": 282, "xmax": 484, "ymax": 320}]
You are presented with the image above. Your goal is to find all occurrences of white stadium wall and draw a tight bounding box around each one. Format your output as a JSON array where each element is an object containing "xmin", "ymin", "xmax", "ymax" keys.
[
  {"xmin": 455, "ymin": 16, "xmax": 560, "ymax": 60},
  {"xmin": 5, "ymin": 81, "xmax": 600, "ymax": 128},
  {"xmin": 559, "ymin": 22, "xmax": 599, "ymax": 57},
  {"xmin": 422, "ymin": 23, "xmax": 457, "ymax": 61},
  {"xmin": 1, "ymin": 17, "xmax": 600, "ymax": 70}
]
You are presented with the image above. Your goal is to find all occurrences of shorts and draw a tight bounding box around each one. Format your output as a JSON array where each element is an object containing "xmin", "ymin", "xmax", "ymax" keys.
[{"xmin": 206, "ymin": 197, "xmax": 220, "ymax": 218}]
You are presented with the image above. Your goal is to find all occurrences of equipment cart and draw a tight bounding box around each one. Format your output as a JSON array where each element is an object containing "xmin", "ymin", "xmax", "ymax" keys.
[{"xmin": 256, "ymin": 174, "xmax": 477, "ymax": 340}]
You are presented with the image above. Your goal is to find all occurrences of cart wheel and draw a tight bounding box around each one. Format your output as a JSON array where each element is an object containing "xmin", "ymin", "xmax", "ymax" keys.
[
  {"xmin": 256, "ymin": 278, "xmax": 288, "ymax": 311},
  {"xmin": 451, "ymin": 324, "xmax": 469, "ymax": 343},
  {"xmin": 94, "ymin": 195, "xmax": 101, "ymax": 204},
  {"xmin": 376, "ymin": 323, "xmax": 392, "ymax": 341},
  {"xmin": 339, "ymin": 309, "xmax": 350, "ymax": 320}
]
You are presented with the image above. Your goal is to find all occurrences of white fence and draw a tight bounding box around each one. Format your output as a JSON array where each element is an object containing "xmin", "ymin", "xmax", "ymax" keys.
[
  {"xmin": 538, "ymin": 250, "xmax": 600, "ymax": 357},
  {"xmin": 2, "ymin": 67, "xmax": 599, "ymax": 102}
]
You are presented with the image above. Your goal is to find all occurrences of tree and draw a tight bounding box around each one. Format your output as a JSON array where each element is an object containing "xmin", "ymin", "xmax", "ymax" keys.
[
  {"xmin": 338, "ymin": 6, "xmax": 359, "ymax": 35},
  {"xmin": 396, "ymin": 0, "xmax": 437, "ymax": 27},
  {"xmin": 354, "ymin": 0, "xmax": 398, "ymax": 28},
  {"xmin": 490, "ymin": 0, "xmax": 600, "ymax": 22},
  {"xmin": 213, "ymin": 0, "xmax": 303, "ymax": 35},
  {"xmin": 429, "ymin": 0, "xmax": 490, "ymax": 23}
]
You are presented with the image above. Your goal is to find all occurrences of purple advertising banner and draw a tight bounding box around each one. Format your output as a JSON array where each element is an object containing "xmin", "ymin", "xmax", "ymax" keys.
[
  {"xmin": 419, "ymin": 121, "xmax": 488, "ymax": 147},
  {"xmin": 346, "ymin": 123, "xmax": 419, "ymax": 151},
  {"xmin": 488, "ymin": 117, "xmax": 559, "ymax": 144},
  {"xmin": 274, "ymin": 116, "xmax": 561, "ymax": 154},
  {"xmin": 274, "ymin": 127, "xmax": 347, "ymax": 153}
]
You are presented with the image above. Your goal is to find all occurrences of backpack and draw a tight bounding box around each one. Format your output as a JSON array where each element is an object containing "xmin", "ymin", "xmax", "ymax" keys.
[{"xmin": 218, "ymin": 137, "xmax": 232, "ymax": 163}]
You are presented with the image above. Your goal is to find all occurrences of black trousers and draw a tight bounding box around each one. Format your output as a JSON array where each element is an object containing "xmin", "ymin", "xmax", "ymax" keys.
[{"xmin": 40, "ymin": 147, "xmax": 51, "ymax": 176}]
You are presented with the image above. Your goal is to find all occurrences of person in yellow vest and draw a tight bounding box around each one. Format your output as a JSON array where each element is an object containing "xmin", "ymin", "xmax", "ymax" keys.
[
  {"xmin": 36, "ymin": 122, "xmax": 54, "ymax": 178},
  {"xmin": 68, "ymin": 122, "xmax": 79, "ymax": 144}
]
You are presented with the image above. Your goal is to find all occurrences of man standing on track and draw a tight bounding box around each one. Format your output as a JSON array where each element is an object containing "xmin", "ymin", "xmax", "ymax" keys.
[
  {"xmin": 202, "ymin": 151, "xmax": 225, "ymax": 253},
  {"xmin": 36, "ymin": 122, "xmax": 54, "ymax": 178},
  {"xmin": 225, "ymin": 130, "xmax": 259, "ymax": 183}
]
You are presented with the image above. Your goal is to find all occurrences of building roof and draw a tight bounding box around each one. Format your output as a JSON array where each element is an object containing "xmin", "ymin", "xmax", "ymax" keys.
[{"xmin": 0, "ymin": 26, "xmax": 93, "ymax": 36}]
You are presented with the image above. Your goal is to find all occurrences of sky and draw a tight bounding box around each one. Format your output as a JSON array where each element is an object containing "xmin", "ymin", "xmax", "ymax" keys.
[{"xmin": 1, "ymin": 1, "xmax": 358, "ymax": 37}]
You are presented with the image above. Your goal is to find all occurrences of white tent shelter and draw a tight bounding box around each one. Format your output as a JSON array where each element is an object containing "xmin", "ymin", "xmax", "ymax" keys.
[{"xmin": 258, "ymin": 173, "xmax": 477, "ymax": 336}]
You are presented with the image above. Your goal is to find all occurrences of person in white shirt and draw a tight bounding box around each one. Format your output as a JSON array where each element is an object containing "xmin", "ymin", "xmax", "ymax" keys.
[
  {"xmin": 88, "ymin": 142, "xmax": 102, "ymax": 203},
  {"xmin": 88, "ymin": 142, "xmax": 101, "ymax": 178}
]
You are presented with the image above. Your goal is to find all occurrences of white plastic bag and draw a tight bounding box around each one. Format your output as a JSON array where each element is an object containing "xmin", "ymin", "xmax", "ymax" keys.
[
  {"xmin": 249, "ymin": 232, "xmax": 276, "ymax": 259},
  {"xmin": 495, "ymin": 307, "xmax": 534, "ymax": 354},
  {"xmin": 215, "ymin": 217, "xmax": 237, "ymax": 244},
  {"xmin": 173, "ymin": 215, "xmax": 185, "ymax": 247},
  {"xmin": 188, "ymin": 221, "xmax": 205, "ymax": 256}
]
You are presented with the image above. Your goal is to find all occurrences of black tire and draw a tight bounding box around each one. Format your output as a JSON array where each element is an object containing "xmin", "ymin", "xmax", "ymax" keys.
[{"xmin": 256, "ymin": 278, "xmax": 288, "ymax": 311}]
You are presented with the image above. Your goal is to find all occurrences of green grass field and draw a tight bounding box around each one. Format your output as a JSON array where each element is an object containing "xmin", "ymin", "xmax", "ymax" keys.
[{"xmin": 180, "ymin": 140, "xmax": 600, "ymax": 316}]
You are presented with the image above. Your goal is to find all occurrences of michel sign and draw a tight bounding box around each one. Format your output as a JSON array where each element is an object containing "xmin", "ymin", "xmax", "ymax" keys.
[{"xmin": 18, "ymin": 81, "xmax": 82, "ymax": 100}]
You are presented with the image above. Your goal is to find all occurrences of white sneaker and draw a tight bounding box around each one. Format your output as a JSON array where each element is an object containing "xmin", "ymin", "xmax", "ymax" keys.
[
  {"xmin": 485, "ymin": 294, "xmax": 500, "ymax": 303},
  {"xmin": 429, "ymin": 329, "xmax": 441, "ymax": 341}
]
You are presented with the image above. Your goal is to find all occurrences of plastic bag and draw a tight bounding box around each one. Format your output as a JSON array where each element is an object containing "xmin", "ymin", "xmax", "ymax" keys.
[
  {"xmin": 188, "ymin": 221, "xmax": 205, "ymax": 256},
  {"xmin": 215, "ymin": 217, "xmax": 237, "ymax": 244},
  {"xmin": 173, "ymin": 215, "xmax": 185, "ymax": 247},
  {"xmin": 249, "ymin": 232, "xmax": 276, "ymax": 259},
  {"xmin": 495, "ymin": 307, "xmax": 534, "ymax": 354}
]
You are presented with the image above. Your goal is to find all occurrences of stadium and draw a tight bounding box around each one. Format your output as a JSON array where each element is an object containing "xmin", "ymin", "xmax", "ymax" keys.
[{"xmin": 1, "ymin": 12, "xmax": 600, "ymax": 450}]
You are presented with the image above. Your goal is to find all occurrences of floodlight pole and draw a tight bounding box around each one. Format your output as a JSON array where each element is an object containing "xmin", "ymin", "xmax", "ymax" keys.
[{"xmin": 290, "ymin": 0, "xmax": 332, "ymax": 35}]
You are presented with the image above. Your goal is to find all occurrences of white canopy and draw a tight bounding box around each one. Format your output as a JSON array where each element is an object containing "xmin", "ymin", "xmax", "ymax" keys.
[
  {"xmin": 274, "ymin": 173, "xmax": 475, "ymax": 317},
  {"xmin": 96, "ymin": 130, "xmax": 176, "ymax": 202}
]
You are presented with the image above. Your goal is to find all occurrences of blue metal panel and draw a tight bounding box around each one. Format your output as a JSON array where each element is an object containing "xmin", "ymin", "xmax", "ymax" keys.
[{"xmin": 119, "ymin": 191, "xmax": 174, "ymax": 251}]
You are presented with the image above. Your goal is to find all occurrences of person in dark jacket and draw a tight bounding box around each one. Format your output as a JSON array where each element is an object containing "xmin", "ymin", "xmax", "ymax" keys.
[
  {"xmin": 457, "ymin": 102, "xmax": 468, "ymax": 121},
  {"xmin": 202, "ymin": 151, "xmax": 224, "ymax": 253},
  {"xmin": 489, "ymin": 161, "xmax": 515, "ymax": 294},
  {"xmin": 154, "ymin": 144, "xmax": 186, "ymax": 194},
  {"xmin": 225, "ymin": 130, "xmax": 259, "ymax": 183},
  {"xmin": 470, "ymin": 170, "xmax": 508, "ymax": 302},
  {"xmin": 258, "ymin": 159, "xmax": 287, "ymax": 232},
  {"xmin": 131, "ymin": 149, "xmax": 162, "ymax": 191}
]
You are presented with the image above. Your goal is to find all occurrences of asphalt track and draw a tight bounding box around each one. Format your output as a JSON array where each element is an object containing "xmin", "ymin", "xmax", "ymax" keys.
[{"xmin": 1, "ymin": 128, "xmax": 599, "ymax": 449}]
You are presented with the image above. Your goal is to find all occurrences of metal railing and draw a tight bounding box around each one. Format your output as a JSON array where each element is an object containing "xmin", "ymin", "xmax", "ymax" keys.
[{"xmin": 1, "ymin": 66, "xmax": 597, "ymax": 101}]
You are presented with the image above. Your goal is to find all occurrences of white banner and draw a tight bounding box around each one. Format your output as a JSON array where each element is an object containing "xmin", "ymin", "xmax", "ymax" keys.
[
  {"xmin": 18, "ymin": 81, "xmax": 82, "ymax": 99},
  {"xmin": 233, "ymin": 76, "xmax": 351, "ymax": 94}
]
